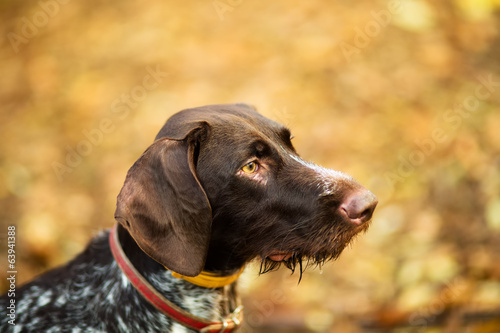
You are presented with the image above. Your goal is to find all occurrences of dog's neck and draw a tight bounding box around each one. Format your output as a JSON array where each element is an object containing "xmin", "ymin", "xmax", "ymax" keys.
[
  {"xmin": 116, "ymin": 224, "xmax": 243, "ymax": 281},
  {"xmin": 117, "ymin": 224, "xmax": 166, "ymax": 276},
  {"xmin": 114, "ymin": 224, "xmax": 242, "ymax": 327}
]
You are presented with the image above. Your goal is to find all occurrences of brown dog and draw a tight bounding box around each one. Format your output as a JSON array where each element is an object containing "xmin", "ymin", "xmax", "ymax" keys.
[{"xmin": 1, "ymin": 104, "xmax": 377, "ymax": 332}]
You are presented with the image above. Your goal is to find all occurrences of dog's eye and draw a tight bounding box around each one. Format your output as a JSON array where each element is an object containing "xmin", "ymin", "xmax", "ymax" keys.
[{"xmin": 241, "ymin": 161, "xmax": 258, "ymax": 174}]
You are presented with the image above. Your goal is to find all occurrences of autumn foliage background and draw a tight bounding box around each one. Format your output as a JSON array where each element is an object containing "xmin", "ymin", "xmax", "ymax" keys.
[{"xmin": 1, "ymin": 0, "xmax": 500, "ymax": 332}]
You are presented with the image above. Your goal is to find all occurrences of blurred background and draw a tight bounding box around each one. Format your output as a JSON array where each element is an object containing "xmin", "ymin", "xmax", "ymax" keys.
[{"xmin": 1, "ymin": 0, "xmax": 500, "ymax": 331}]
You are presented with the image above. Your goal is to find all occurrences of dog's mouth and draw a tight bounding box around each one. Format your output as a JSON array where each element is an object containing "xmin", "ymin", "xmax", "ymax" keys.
[
  {"xmin": 260, "ymin": 222, "xmax": 372, "ymax": 282},
  {"xmin": 267, "ymin": 251, "xmax": 294, "ymax": 262},
  {"xmin": 260, "ymin": 251, "xmax": 333, "ymax": 283}
]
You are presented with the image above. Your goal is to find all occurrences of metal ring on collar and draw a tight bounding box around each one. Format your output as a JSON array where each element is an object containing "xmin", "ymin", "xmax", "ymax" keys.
[{"xmin": 218, "ymin": 318, "xmax": 228, "ymax": 333}]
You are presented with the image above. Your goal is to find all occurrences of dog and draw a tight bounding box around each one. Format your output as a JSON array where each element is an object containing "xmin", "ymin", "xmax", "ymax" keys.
[{"xmin": 0, "ymin": 103, "xmax": 377, "ymax": 332}]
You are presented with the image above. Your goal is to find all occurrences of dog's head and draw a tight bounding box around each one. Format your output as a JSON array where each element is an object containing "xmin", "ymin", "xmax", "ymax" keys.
[{"xmin": 115, "ymin": 104, "xmax": 377, "ymax": 277}]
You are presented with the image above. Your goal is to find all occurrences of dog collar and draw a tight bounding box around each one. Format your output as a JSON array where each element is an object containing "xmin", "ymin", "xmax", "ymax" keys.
[
  {"xmin": 171, "ymin": 268, "xmax": 243, "ymax": 289},
  {"xmin": 109, "ymin": 224, "xmax": 243, "ymax": 333}
]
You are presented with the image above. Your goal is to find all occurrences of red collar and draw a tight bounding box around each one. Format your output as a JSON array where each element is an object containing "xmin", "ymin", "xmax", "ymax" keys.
[{"xmin": 109, "ymin": 224, "xmax": 243, "ymax": 333}]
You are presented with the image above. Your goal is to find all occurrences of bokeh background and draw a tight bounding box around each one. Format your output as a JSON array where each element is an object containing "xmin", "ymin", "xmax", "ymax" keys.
[{"xmin": 1, "ymin": 0, "xmax": 500, "ymax": 332}]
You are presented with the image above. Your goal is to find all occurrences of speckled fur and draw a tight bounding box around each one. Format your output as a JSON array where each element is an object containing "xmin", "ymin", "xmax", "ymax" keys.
[{"xmin": 0, "ymin": 231, "xmax": 223, "ymax": 333}]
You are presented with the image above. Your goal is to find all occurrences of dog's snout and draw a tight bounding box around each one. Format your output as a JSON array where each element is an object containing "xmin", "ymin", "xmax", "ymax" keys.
[{"xmin": 340, "ymin": 190, "xmax": 378, "ymax": 225}]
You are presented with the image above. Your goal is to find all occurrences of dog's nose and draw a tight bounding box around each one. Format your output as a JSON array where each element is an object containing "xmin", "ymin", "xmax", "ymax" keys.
[{"xmin": 340, "ymin": 190, "xmax": 378, "ymax": 225}]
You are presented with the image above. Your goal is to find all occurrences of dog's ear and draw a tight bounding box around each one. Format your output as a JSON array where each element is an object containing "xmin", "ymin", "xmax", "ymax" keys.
[{"xmin": 114, "ymin": 126, "xmax": 211, "ymax": 277}]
